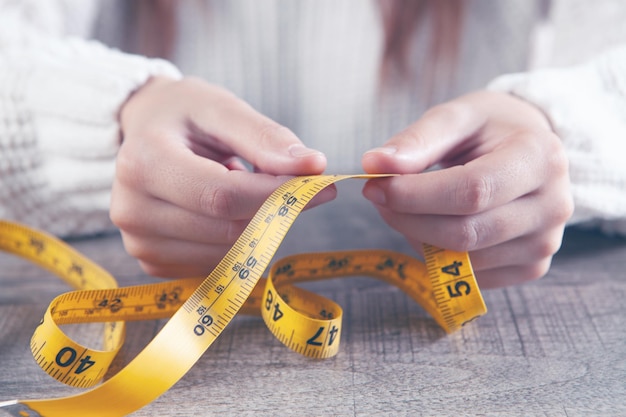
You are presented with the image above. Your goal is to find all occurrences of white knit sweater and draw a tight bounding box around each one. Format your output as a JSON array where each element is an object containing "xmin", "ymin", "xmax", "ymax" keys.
[{"xmin": 1, "ymin": 0, "xmax": 626, "ymax": 236}]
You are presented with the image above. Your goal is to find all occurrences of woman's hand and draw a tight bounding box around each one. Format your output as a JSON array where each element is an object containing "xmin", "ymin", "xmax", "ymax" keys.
[
  {"xmin": 362, "ymin": 91, "xmax": 573, "ymax": 288},
  {"xmin": 110, "ymin": 76, "xmax": 330, "ymax": 278}
]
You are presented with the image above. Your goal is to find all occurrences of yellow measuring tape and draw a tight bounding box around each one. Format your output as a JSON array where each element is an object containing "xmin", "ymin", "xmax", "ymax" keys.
[{"xmin": 0, "ymin": 174, "xmax": 486, "ymax": 417}]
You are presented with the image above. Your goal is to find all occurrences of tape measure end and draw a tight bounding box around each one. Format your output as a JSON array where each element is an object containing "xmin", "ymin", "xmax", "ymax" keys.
[{"xmin": 0, "ymin": 401, "xmax": 41, "ymax": 417}]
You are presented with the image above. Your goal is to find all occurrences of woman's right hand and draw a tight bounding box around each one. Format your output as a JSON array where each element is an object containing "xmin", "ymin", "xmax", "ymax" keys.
[{"xmin": 110, "ymin": 76, "xmax": 330, "ymax": 278}]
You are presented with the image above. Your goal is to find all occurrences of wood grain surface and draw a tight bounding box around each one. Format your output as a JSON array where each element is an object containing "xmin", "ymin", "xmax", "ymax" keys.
[{"xmin": 1, "ymin": 181, "xmax": 625, "ymax": 416}]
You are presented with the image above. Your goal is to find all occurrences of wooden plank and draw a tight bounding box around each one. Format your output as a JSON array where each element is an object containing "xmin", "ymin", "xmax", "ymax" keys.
[{"xmin": 1, "ymin": 182, "xmax": 625, "ymax": 416}]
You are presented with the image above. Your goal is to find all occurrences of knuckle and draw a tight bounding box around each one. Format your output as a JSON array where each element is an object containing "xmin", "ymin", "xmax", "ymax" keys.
[
  {"xmin": 554, "ymin": 194, "xmax": 575, "ymax": 225},
  {"xmin": 541, "ymin": 132, "xmax": 571, "ymax": 186},
  {"xmin": 533, "ymin": 232, "xmax": 564, "ymax": 259},
  {"xmin": 256, "ymin": 122, "xmax": 294, "ymax": 148},
  {"xmin": 450, "ymin": 217, "xmax": 481, "ymax": 252},
  {"xmin": 542, "ymin": 189, "xmax": 574, "ymax": 230},
  {"xmin": 109, "ymin": 196, "xmax": 136, "ymax": 232},
  {"xmin": 455, "ymin": 174, "xmax": 494, "ymax": 214},
  {"xmin": 114, "ymin": 146, "xmax": 142, "ymax": 187},
  {"xmin": 108, "ymin": 203, "xmax": 127, "ymax": 230},
  {"xmin": 120, "ymin": 235, "xmax": 153, "ymax": 261},
  {"xmin": 198, "ymin": 183, "xmax": 237, "ymax": 218},
  {"xmin": 543, "ymin": 140, "xmax": 574, "ymax": 226},
  {"xmin": 109, "ymin": 192, "xmax": 148, "ymax": 235},
  {"xmin": 521, "ymin": 258, "xmax": 552, "ymax": 282},
  {"xmin": 545, "ymin": 132, "xmax": 570, "ymax": 171},
  {"xmin": 551, "ymin": 148, "xmax": 570, "ymax": 178}
]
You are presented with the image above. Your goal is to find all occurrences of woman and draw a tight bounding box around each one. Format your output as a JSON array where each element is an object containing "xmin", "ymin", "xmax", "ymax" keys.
[{"xmin": 1, "ymin": 0, "xmax": 625, "ymax": 288}]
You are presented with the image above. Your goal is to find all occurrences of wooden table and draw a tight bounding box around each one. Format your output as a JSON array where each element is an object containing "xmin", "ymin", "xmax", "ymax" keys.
[{"xmin": 1, "ymin": 181, "xmax": 625, "ymax": 416}]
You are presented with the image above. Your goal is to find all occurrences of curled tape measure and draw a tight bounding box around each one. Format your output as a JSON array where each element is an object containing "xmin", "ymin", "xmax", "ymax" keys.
[{"xmin": 0, "ymin": 174, "xmax": 486, "ymax": 417}]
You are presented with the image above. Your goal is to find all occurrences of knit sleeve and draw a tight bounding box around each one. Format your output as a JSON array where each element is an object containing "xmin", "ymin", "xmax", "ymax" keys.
[
  {"xmin": 488, "ymin": 45, "xmax": 626, "ymax": 236},
  {"xmin": 0, "ymin": 1, "xmax": 182, "ymax": 237}
]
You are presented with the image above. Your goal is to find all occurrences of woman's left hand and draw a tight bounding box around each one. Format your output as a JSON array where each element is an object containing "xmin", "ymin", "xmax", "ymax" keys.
[{"xmin": 361, "ymin": 91, "xmax": 574, "ymax": 288}]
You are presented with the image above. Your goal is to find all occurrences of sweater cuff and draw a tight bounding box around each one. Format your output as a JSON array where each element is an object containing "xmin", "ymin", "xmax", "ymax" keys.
[
  {"xmin": 0, "ymin": 37, "xmax": 181, "ymax": 236},
  {"xmin": 26, "ymin": 37, "xmax": 182, "ymax": 155},
  {"xmin": 487, "ymin": 49, "xmax": 626, "ymax": 234}
]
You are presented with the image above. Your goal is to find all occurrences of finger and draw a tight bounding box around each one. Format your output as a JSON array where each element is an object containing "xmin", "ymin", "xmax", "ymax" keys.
[
  {"xmin": 362, "ymin": 97, "xmax": 486, "ymax": 174},
  {"xmin": 467, "ymin": 227, "xmax": 565, "ymax": 272},
  {"xmin": 121, "ymin": 235, "xmax": 232, "ymax": 278},
  {"xmin": 474, "ymin": 259, "xmax": 553, "ymax": 289},
  {"xmin": 363, "ymin": 131, "xmax": 558, "ymax": 216},
  {"xmin": 111, "ymin": 192, "xmax": 249, "ymax": 244},
  {"xmin": 138, "ymin": 260, "xmax": 220, "ymax": 279},
  {"xmin": 188, "ymin": 83, "xmax": 327, "ymax": 175},
  {"xmin": 397, "ymin": 235, "xmax": 554, "ymax": 289},
  {"xmin": 111, "ymin": 183, "xmax": 337, "ymax": 243},
  {"xmin": 116, "ymin": 136, "xmax": 296, "ymax": 219},
  {"xmin": 372, "ymin": 191, "xmax": 571, "ymax": 252}
]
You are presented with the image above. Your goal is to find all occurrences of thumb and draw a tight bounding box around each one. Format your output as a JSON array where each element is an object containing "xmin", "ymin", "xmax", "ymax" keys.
[{"xmin": 362, "ymin": 99, "xmax": 486, "ymax": 174}]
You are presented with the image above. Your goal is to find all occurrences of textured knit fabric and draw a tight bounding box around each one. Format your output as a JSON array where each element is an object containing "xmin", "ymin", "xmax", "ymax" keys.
[
  {"xmin": 96, "ymin": 0, "xmax": 540, "ymax": 173},
  {"xmin": 489, "ymin": 46, "xmax": 626, "ymax": 234},
  {"xmin": 0, "ymin": 0, "xmax": 181, "ymax": 236},
  {"xmin": 2, "ymin": 0, "xmax": 626, "ymax": 236}
]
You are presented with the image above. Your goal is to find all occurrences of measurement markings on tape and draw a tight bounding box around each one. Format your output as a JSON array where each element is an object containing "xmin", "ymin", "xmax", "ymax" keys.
[{"xmin": 0, "ymin": 174, "xmax": 486, "ymax": 417}]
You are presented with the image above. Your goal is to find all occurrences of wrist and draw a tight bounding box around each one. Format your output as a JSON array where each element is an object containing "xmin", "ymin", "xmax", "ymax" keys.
[{"xmin": 118, "ymin": 76, "xmax": 177, "ymax": 142}]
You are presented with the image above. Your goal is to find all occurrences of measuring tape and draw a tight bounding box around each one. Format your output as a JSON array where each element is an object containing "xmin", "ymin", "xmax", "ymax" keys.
[{"xmin": 0, "ymin": 174, "xmax": 486, "ymax": 417}]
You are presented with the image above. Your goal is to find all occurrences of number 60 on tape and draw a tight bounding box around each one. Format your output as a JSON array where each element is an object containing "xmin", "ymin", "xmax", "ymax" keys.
[{"xmin": 0, "ymin": 174, "xmax": 487, "ymax": 417}]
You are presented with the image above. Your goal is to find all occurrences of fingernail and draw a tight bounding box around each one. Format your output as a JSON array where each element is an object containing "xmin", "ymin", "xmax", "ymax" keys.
[
  {"xmin": 288, "ymin": 144, "xmax": 323, "ymax": 158},
  {"xmin": 363, "ymin": 185, "xmax": 386, "ymax": 205},
  {"xmin": 364, "ymin": 146, "xmax": 397, "ymax": 156}
]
